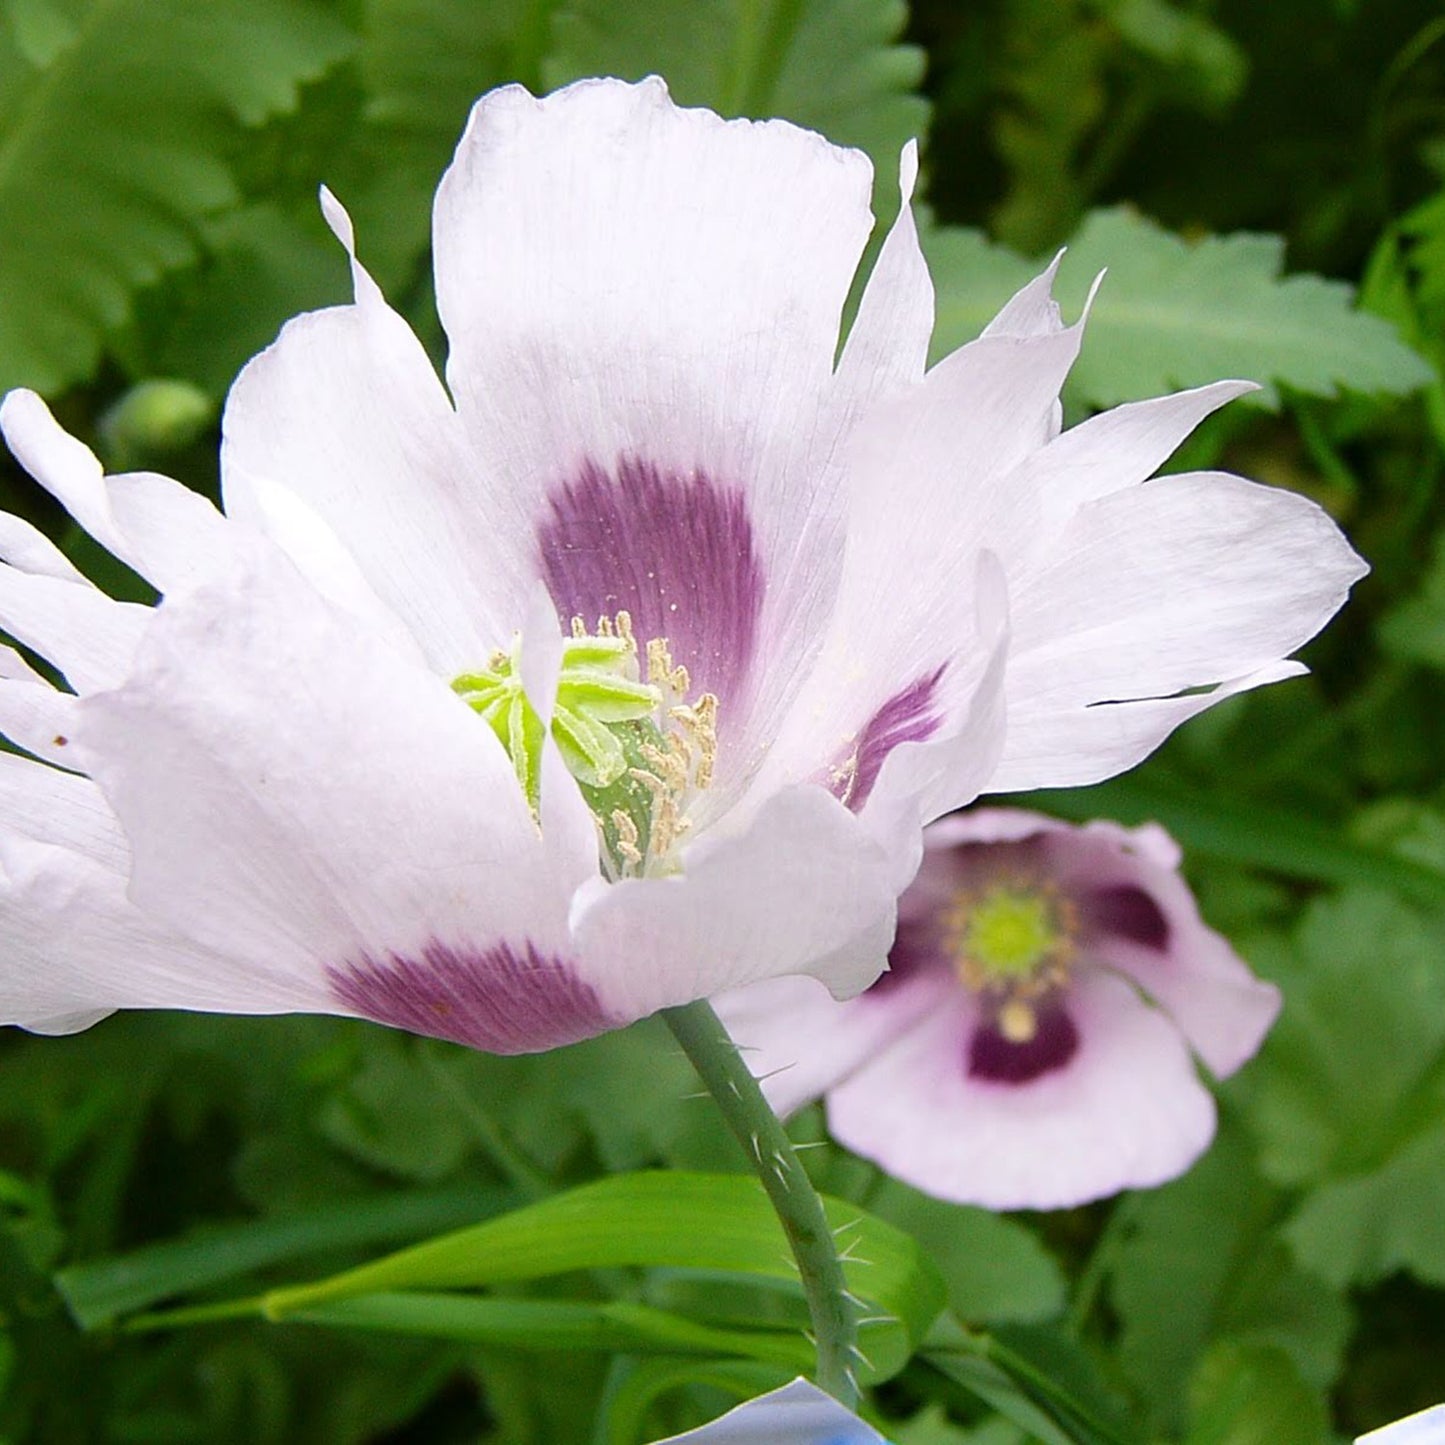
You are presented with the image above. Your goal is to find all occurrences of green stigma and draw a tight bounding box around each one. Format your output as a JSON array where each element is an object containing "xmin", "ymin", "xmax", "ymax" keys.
[
  {"xmin": 452, "ymin": 613, "xmax": 717, "ymax": 878},
  {"xmin": 957, "ymin": 888, "xmax": 1063, "ymax": 983}
]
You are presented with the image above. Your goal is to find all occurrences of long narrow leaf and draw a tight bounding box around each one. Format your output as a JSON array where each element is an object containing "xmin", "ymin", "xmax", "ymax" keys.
[{"xmin": 56, "ymin": 1185, "xmax": 516, "ymax": 1330}]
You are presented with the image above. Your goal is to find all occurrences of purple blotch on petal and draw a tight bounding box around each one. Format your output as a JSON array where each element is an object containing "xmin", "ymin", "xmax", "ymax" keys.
[
  {"xmin": 328, "ymin": 939, "xmax": 615, "ymax": 1054},
  {"xmin": 968, "ymin": 1004, "xmax": 1080, "ymax": 1084},
  {"xmin": 1082, "ymin": 883, "xmax": 1171, "ymax": 951},
  {"xmin": 538, "ymin": 457, "xmax": 764, "ymax": 707},
  {"xmin": 836, "ymin": 667, "xmax": 947, "ymax": 812}
]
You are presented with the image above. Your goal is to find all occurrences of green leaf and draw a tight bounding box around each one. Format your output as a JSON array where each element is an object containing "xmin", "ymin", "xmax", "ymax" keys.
[
  {"xmin": 544, "ymin": 0, "xmax": 928, "ymax": 193},
  {"xmin": 54, "ymin": 1186, "xmax": 517, "ymax": 1330},
  {"xmin": 923, "ymin": 1315, "xmax": 1135, "ymax": 1445},
  {"xmin": 1381, "ymin": 527, "xmax": 1445, "ymax": 671},
  {"xmin": 864, "ymin": 1177, "xmax": 1066, "ymax": 1325},
  {"xmin": 122, "ymin": 203, "xmax": 351, "ymax": 397},
  {"xmin": 985, "ymin": 0, "xmax": 1104, "ymax": 253},
  {"xmin": 0, "ymin": 0, "xmax": 355, "ymax": 395},
  {"xmin": 926, "ymin": 208, "xmax": 1433, "ymax": 409},
  {"xmin": 316, "ymin": 1037, "xmax": 478, "ymax": 1183},
  {"xmin": 1108, "ymin": 1125, "xmax": 1349, "ymax": 1433},
  {"xmin": 1282, "ymin": 1124, "xmax": 1445, "ymax": 1289},
  {"xmin": 335, "ymin": 0, "xmax": 554, "ymax": 291},
  {"xmin": 1101, "ymin": 0, "xmax": 1248, "ymax": 110},
  {"xmin": 285, "ymin": 1291, "xmax": 812, "ymax": 1370},
  {"xmin": 1246, "ymin": 888, "xmax": 1445, "ymax": 1189},
  {"xmin": 1185, "ymin": 1342, "xmax": 1328, "ymax": 1445},
  {"xmin": 141, "ymin": 1172, "xmax": 944, "ymax": 1385}
]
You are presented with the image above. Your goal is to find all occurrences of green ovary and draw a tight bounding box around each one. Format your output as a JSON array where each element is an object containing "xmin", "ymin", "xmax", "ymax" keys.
[
  {"xmin": 960, "ymin": 889, "xmax": 1062, "ymax": 983},
  {"xmin": 452, "ymin": 628, "xmax": 661, "ymax": 812},
  {"xmin": 452, "ymin": 616, "xmax": 715, "ymax": 878}
]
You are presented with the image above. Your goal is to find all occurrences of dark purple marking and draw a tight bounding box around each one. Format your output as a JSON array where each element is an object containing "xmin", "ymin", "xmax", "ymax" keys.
[
  {"xmin": 1082, "ymin": 884, "xmax": 1170, "ymax": 951},
  {"xmin": 537, "ymin": 457, "xmax": 764, "ymax": 707},
  {"xmin": 834, "ymin": 667, "xmax": 947, "ymax": 813},
  {"xmin": 328, "ymin": 939, "xmax": 615, "ymax": 1055},
  {"xmin": 968, "ymin": 1003, "xmax": 1079, "ymax": 1084}
]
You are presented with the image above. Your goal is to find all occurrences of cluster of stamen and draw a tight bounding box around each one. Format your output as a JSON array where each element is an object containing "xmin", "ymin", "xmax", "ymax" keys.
[
  {"xmin": 942, "ymin": 880, "xmax": 1076, "ymax": 1044},
  {"xmin": 452, "ymin": 611, "xmax": 718, "ymax": 880}
]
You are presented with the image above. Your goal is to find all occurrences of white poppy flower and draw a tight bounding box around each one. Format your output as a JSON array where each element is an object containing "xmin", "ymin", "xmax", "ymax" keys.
[{"xmin": 0, "ymin": 77, "xmax": 1363, "ymax": 1051}]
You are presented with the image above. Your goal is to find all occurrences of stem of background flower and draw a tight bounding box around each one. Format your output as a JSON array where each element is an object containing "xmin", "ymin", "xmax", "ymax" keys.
[{"xmin": 661, "ymin": 998, "xmax": 860, "ymax": 1407}]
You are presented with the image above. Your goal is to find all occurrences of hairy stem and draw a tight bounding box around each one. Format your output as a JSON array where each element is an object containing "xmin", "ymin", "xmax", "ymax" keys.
[{"xmin": 661, "ymin": 998, "xmax": 859, "ymax": 1406}]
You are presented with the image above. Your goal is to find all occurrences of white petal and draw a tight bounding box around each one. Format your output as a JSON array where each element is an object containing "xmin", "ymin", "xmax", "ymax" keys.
[
  {"xmin": 1005, "ymin": 379, "xmax": 1256, "ymax": 544},
  {"xmin": 835, "ymin": 141, "xmax": 933, "ymax": 399},
  {"xmin": 0, "ymin": 670, "xmax": 76, "ymax": 766},
  {"xmin": 1008, "ymin": 469, "xmax": 1367, "ymax": 710},
  {"xmin": 79, "ymin": 541, "xmax": 598, "ymax": 1020},
  {"xmin": 223, "ymin": 459, "xmax": 426, "ymax": 663},
  {"xmin": 0, "ymin": 390, "xmax": 231, "ymax": 594},
  {"xmin": 1357, "ymin": 1406, "xmax": 1445, "ymax": 1445},
  {"xmin": 220, "ymin": 226, "xmax": 502, "ymax": 676},
  {"xmin": 990, "ymin": 661, "xmax": 1304, "ymax": 791},
  {"xmin": 570, "ymin": 785, "xmax": 896, "ymax": 1019},
  {"xmin": 0, "ymin": 510, "xmax": 87, "ymax": 582},
  {"xmin": 0, "ymin": 754, "xmax": 328, "ymax": 1026},
  {"xmin": 0, "ymin": 562, "xmax": 145, "ymax": 693},
  {"xmin": 982, "ymin": 252, "xmax": 1066, "ymax": 338},
  {"xmin": 432, "ymin": 78, "xmax": 875, "ymax": 779},
  {"xmin": 827, "ymin": 971, "xmax": 1216, "ymax": 1210},
  {"xmin": 761, "ymin": 291, "xmax": 1083, "ymax": 799},
  {"xmin": 434, "ymin": 77, "xmax": 873, "ymax": 503}
]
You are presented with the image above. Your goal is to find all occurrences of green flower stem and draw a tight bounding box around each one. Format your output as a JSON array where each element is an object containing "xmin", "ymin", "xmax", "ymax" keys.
[{"xmin": 661, "ymin": 998, "xmax": 859, "ymax": 1407}]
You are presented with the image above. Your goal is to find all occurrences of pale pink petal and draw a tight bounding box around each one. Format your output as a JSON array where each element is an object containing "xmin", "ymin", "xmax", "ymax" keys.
[
  {"xmin": 834, "ymin": 141, "xmax": 933, "ymax": 399},
  {"xmin": 432, "ymin": 77, "xmax": 874, "ymax": 782},
  {"xmin": 0, "ymin": 390, "xmax": 232, "ymax": 594},
  {"xmin": 571, "ymin": 785, "xmax": 897, "ymax": 1017},
  {"xmin": 1070, "ymin": 836, "xmax": 1281, "ymax": 1077},
  {"xmin": 0, "ymin": 756, "xmax": 330, "ymax": 1028},
  {"xmin": 757, "ymin": 276, "xmax": 1084, "ymax": 802},
  {"xmin": 79, "ymin": 541, "xmax": 608, "ymax": 1052},
  {"xmin": 827, "ymin": 970, "xmax": 1216, "ymax": 1209},
  {"xmin": 990, "ymin": 660, "xmax": 1305, "ymax": 791},
  {"xmin": 221, "ymin": 197, "xmax": 502, "ymax": 676},
  {"xmin": 0, "ymin": 563, "xmax": 146, "ymax": 694},
  {"xmin": 1002, "ymin": 380, "xmax": 1256, "ymax": 553},
  {"xmin": 716, "ymin": 968, "xmax": 948, "ymax": 1119},
  {"xmin": 1007, "ymin": 470, "xmax": 1367, "ymax": 711}
]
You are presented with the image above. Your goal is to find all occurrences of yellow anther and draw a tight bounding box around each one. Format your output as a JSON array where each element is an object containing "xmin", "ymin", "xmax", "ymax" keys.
[
  {"xmin": 597, "ymin": 615, "xmax": 615, "ymax": 638},
  {"xmin": 615, "ymin": 611, "xmax": 635, "ymax": 649},
  {"xmin": 629, "ymin": 766, "xmax": 668, "ymax": 798},
  {"xmin": 998, "ymin": 998, "xmax": 1038, "ymax": 1044},
  {"xmin": 611, "ymin": 809, "xmax": 642, "ymax": 865},
  {"xmin": 830, "ymin": 754, "xmax": 859, "ymax": 808},
  {"xmin": 570, "ymin": 616, "xmax": 587, "ymax": 638},
  {"xmin": 640, "ymin": 739, "xmax": 688, "ymax": 792}
]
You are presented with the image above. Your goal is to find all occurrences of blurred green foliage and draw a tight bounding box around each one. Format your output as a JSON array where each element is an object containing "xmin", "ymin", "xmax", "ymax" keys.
[{"xmin": 2, "ymin": 0, "xmax": 1445, "ymax": 1440}]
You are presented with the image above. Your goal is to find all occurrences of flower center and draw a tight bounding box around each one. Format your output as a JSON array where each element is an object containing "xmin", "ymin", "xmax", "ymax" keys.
[
  {"xmin": 452, "ymin": 611, "xmax": 718, "ymax": 879},
  {"xmin": 942, "ymin": 882, "xmax": 1076, "ymax": 1044}
]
